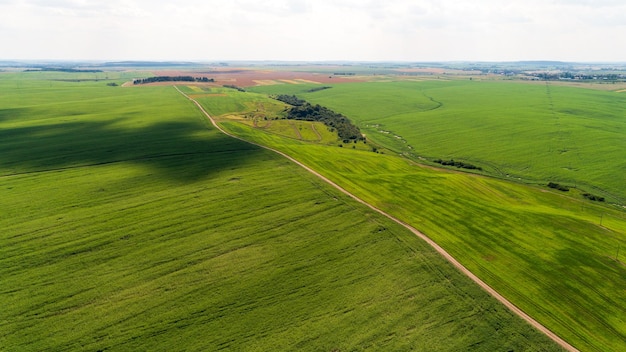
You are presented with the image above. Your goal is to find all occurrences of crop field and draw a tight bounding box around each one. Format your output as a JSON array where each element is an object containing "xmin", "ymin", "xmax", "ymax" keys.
[
  {"xmin": 249, "ymin": 80, "xmax": 626, "ymax": 203},
  {"xmin": 182, "ymin": 86, "xmax": 366, "ymax": 147},
  {"xmin": 0, "ymin": 72, "xmax": 566, "ymax": 351},
  {"xmin": 205, "ymin": 87, "xmax": 626, "ymax": 351}
]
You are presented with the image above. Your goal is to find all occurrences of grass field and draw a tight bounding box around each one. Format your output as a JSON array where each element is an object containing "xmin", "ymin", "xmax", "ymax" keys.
[
  {"xmin": 204, "ymin": 88, "xmax": 626, "ymax": 352},
  {"xmin": 1, "ymin": 73, "xmax": 564, "ymax": 351},
  {"xmin": 249, "ymin": 80, "xmax": 626, "ymax": 204}
]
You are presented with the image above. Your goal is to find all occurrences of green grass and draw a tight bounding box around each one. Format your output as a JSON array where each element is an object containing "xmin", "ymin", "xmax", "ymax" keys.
[
  {"xmin": 1, "ymin": 72, "xmax": 563, "ymax": 351},
  {"xmin": 250, "ymin": 80, "xmax": 626, "ymax": 203},
  {"xmin": 209, "ymin": 90, "xmax": 626, "ymax": 352}
]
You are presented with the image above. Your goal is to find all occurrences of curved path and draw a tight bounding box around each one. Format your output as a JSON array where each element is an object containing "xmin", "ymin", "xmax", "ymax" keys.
[{"xmin": 175, "ymin": 86, "xmax": 578, "ymax": 352}]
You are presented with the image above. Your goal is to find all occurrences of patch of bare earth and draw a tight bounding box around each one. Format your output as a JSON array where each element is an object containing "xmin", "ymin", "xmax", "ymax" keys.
[{"xmin": 154, "ymin": 68, "xmax": 363, "ymax": 87}]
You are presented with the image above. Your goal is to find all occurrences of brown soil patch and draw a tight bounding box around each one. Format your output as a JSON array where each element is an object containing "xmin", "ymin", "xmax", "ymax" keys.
[
  {"xmin": 394, "ymin": 67, "xmax": 480, "ymax": 75},
  {"xmin": 253, "ymin": 80, "xmax": 281, "ymax": 86},
  {"xmin": 294, "ymin": 78, "xmax": 321, "ymax": 84},
  {"xmin": 278, "ymin": 79, "xmax": 302, "ymax": 84},
  {"xmin": 154, "ymin": 68, "xmax": 362, "ymax": 87}
]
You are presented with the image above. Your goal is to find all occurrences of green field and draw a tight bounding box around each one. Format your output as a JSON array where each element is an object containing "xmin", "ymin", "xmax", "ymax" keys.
[
  {"xmin": 1, "ymin": 73, "xmax": 565, "ymax": 350},
  {"xmin": 201, "ymin": 86, "xmax": 626, "ymax": 351},
  {"xmin": 250, "ymin": 80, "xmax": 626, "ymax": 203}
]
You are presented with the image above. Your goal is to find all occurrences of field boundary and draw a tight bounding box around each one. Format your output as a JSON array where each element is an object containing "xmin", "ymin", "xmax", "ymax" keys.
[{"xmin": 174, "ymin": 85, "xmax": 579, "ymax": 352}]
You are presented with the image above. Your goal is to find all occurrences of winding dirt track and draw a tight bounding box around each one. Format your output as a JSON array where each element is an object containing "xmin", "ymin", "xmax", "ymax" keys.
[{"xmin": 175, "ymin": 86, "xmax": 578, "ymax": 352}]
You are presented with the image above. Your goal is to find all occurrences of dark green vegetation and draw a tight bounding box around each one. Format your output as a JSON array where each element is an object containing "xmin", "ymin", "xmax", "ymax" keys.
[
  {"xmin": 25, "ymin": 67, "xmax": 103, "ymax": 73},
  {"xmin": 133, "ymin": 76, "xmax": 214, "ymax": 84},
  {"xmin": 434, "ymin": 159, "xmax": 482, "ymax": 171},
  {"xmin": 275, "ymin": 94, "xmax": 364, "ymax": 142},
  {"xmin": 547, "ymin": 182, "xmax": 570, "ymax": 192},
  {"xmin": 274, "ymin": 94, "xmax": 307, "ymax": 106},
  {"xmin": 250, "ymin": 80, "xmax": 626, "ymax": 204},
  {"xmin": 306, "ymin": 86, "xmax": 332, "ymax": 93},
  {"xmin": 582, "ymin": 193, "xmax": 605, "ymax": 202},
  {"xmin": 211, "ymin": 84, "xmax": 626, "ymax": 352},
  {"xmin": 223, "ymin": 84, "xmax": 246, "ymax": 92},
  {"xmin": 1, "ymin": 73, "xmax": 563, "ymax": 350}
]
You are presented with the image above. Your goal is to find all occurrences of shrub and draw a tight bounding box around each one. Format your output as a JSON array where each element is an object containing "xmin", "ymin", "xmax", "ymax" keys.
[
  {"xmin": 223, "ymin": 84, "xmax": 245, "ymax": 92},
  {"xmin": 548, "ymin": 182, "xmax": 570, "ymax": 192},
  {"xmin": 433, "ymin": 159, "xmax": 483, "ymax": 171},
  {"xmin": 307, "ymin": 86, "xmax": 332, "ymax": 93},
  {"xmin": 274, "ymin": 95, "xmax": 365, "ymax": 142},
  {"xmin": 582, "ymin": 193, "xmax": 605, "ymax": 202}
]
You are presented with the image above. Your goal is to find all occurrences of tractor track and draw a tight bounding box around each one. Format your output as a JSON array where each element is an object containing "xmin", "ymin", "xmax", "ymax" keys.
[{"xmin": 175, "ymin": 85, "xmax": 578, "ymax": 352}]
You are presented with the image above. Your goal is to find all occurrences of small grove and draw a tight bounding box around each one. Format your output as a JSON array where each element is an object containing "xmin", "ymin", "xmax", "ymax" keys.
[
  {"xmin": 133, "ymin": 76, "xmax": 214, "ymax": 84},
  {"xmin": 274, "ymin": 94, "xmax": 365, "ymax": 142},
  {"xmin": 434, "ymin": 159, "xmax": 482, "ymax": 171},
  {"xmin": 547, "ymin": 182, "xmax": 605, "ymax": 201}
]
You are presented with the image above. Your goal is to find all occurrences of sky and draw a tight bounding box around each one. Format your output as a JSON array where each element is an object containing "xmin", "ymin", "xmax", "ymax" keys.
[{"xmin": 0, "ymin": 0, "xmax": 624, "ymax": 62}]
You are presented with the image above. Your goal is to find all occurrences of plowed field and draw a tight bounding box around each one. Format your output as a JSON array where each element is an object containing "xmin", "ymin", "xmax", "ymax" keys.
[{"xmin": 154, "ymin": 68, "xmax": 361, "ymax": 87}]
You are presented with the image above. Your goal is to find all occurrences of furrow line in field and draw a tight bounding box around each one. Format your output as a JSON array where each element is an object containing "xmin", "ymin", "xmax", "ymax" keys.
[{"xmin": 175, "ymin": 85, "xmax": 579, "ymax": 352}]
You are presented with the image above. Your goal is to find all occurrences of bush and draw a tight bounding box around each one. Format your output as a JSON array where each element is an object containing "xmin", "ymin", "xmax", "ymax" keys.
[
  {"xmin": 274, "ymin": 95, "xmax": 365, "ymax": 142},
  {"xmin": 275, "ymin": 94, "xmax": 306, "ymax": 106},
  {"xmin": 307, "ymin": 86, "xmax": 332, "ymax": 93},
  {"xmin": 582, "ymin": 193, "xmax": 605, "ymax": 202},
  {"xmin": 548, "ymin": 182, "xmax": 570, "ymax": 192},
  {"xmin": 434, "ymin": 159, "xmax": 482, "ymax": 171},
  {"xmin": 223, "ymin": 84, "xmax": 245, "ymax": 92}
]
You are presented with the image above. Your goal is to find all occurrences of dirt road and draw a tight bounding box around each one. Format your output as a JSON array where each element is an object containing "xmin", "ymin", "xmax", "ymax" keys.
[{"xmin": 175, "ymin": 86, "xmax": 578, "ymax": 352}]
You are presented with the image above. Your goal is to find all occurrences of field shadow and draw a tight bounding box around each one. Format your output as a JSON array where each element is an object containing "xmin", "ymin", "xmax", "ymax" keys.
[
  {"xmin": 0, "ymin": 108, "xmax": 36, "ymax": 122},
  {"xmin": 0, "ymin": 118, "xmax": 262, "ymax": 182}
]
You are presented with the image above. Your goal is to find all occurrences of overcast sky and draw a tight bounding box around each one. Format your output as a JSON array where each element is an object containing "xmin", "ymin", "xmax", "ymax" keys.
[{"xmin": 1, "ymin": 0, "xmax": 624, "ymax": 62}]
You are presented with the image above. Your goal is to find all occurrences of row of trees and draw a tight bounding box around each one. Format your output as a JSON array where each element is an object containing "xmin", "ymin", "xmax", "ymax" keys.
[
  {"xmin": 433, "ymin": 159, "xmax": 482, "ymax": 171},
  {"xmin": 583, "ymin": 193, "xmax": 605, "ymax": 202},
  {"xmin": 133, "ymin": 76, "xmax": 214, "ymax": 84},
  {"xmin": 548, "ymin": 182, "xmax": 570, "ymax": 192},
  {"xmin": 306, "ymin": 86, "xmax": 332, "ymax": 93},
  {"xmin": 547, "ymin": 182, "xmax": 606, "ymax": 201},
  {"xmin": 274, "ymin": 94, "xmax": 365, "ymax": 142},
  {"xmin": 223, "ymin": 84, "xmax": 246, "ymax": 92},
  {"xmin": 531, "ymin": 72, "xmax": 625, "ymax": 81},
  {"xmin": 25, "ymin": 67, "xmax": 103, "ymax": 73},
  {"xmin": 275, "ymin": 94, "xmax": 306, "ymax": 106}
]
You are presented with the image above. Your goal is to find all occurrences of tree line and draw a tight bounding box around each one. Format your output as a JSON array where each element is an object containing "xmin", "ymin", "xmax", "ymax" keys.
[
  {"xmin": 223, "ymin": 84, "xmax": 246, "ymax": 92},
  {"xmin": 25, "ymin": 67, "xmax": 103, "ymax": 73},
  {"xmin": 133, "ymin": 76, "xmax": 214, "ymax": 84},
  {"xmin": 307, "ymin": 86, "xmax": 332, "ymax": 93},
  {"xmin": 274, "ymin": 94, "xmax": 365, "ymax": 142},
  {"xmin": 433, "ymin": 159, "xmax": 482, "ymax": 171},
  {"xmin": 548, "ymin": 182, "xmax": 605, "ymax": 201}
]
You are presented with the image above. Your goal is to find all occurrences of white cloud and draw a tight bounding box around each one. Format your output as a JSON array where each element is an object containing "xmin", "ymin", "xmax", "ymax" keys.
[{"xmin": 0, "ymin": 0, "xmax": 624, "ymax": 61}]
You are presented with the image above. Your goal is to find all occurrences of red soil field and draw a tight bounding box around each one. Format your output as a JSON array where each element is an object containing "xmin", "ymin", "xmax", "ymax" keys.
[{"xmin": 153, "ymin": 68, "xmax": 362, "ymax": 87}]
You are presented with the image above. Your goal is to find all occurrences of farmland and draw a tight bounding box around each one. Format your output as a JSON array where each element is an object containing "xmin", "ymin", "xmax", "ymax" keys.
[
  {"xmin": 1, "ymin": 72, "xmax": 565, "ymax": 351},
  {"xmin": 249, "ymin": 79, "xmax": 626, "ymax": 203},
  {"xmin": 198, "ymin": 79, "xmax": 625, "ymax": 351}
]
